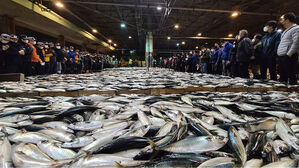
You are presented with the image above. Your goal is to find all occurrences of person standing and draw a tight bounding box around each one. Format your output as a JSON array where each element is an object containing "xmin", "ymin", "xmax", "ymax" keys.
[
  {"xmin": 0, "ymin": 34, "xmax": 11, "ymax": 73},
  {"xmin": 200, "ymin": 47, "xmax": 210, "ymax": 73},
  {"xmin": 68, "ymin": 46, "xmax": 77, "ymax": 73},
  {"xmin": 236, "ymin": 30, "xmax": 254, "ymax": 78},
  {"xmin": 18, "ymin": 35, "xmax": 33, "ymax": 76},
  {"xmin": 230, "ymin": 35, "xmax": 240, "ymax": 77},
  {"xmin": 251, "ymin": 34, "xmax": 263, "ymax": 79},
  {"xmin": 36, "ymin": 42, "xmax": 46, "ymax": 75},
  {"xmin": 27, "ymin": 37, "xmax": 42, "ymax": 75},
  {"xmin": 54, "ymin": 43, "xmax": 64, "ymax": 74},
  {"xmin": 48, "ymin": 42, "xmax": 57, "ymax": 74},
  {"xmin": 44, "ymin": 42, "xmax": 54, "ymax": 74},
  {"xmin": 210, "ymin": 43, "xmax": 222, "ymax": 74},
  {"xmin": 221, "ymin": 41, "xmax": 234, "ymax": 76},
  {"xmin": 5, "ymin": 34, "xmax": 24, "ymax": 73},
  {"xmin": 277, "ymin": 12, "xmax": 299, "ymax": 85},
  {"xmin": 261, "ymin": 20, "xmax": 281, "ymax": 80}
]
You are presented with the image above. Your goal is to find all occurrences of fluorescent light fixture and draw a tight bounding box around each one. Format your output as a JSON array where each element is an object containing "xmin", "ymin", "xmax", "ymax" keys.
[
  {"xmin": 120, "ymin": 23, "xmax": 126, "ymax": 28},
  {"xmin": 55, "ymin": 2, "xmax": 64, "ymax": 8},
  {"xmin": 231, "ymin": 11, "xmax": 239, "ymax": 17}
]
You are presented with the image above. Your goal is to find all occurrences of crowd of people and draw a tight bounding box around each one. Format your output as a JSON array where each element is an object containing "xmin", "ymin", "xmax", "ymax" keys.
[
  {"xmin": 0, "ymin": 33, "xmax": 118, "ymax": 76},
  {"xmin": 157, "ymin": 12, "xmax": 299, "ymax": 85},
  {"xmin": 0, "ymin": 12, "xmax": 298, "ymax": 85}
]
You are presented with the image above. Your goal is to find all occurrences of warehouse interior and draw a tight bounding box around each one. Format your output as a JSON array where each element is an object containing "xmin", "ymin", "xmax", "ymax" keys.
[{"xmin": 0, "ymin": 0, "xmax": 298, "ymax": 167}]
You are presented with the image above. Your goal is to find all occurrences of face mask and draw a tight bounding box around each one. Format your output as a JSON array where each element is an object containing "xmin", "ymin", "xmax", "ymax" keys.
[
  {"xmin": 67, "ymin": 50, "xmax": 70, "ymax": 52},
  {"xmin": 237, "ymin": 36, "xmax": 240, "ymax": 40},
  {"xmin": 263, "ymin": 26, "xmax": 268, "ymax": 32},
  {"xmin": 1, "ymin": 40, "xmax": 9, "ymax": 44},
  {"xmin": 56, "ymin": 46, "xmax": 61, "ymax": 49},
  {"xmin": 33, "ymin": 41, "xmax": 36, "ymax": 45},
  {"xmin": 40, "ymin": 47, "xmax": 44, "ymax": 49},
  {"xmin": 45, "ymin": 45, "xmax": 48, "ymax": 48},
  {"xmin": 25, "ymin": 40, "xmax": 29, "ymax": 43},
  {"xmin": 252, "ymin": 39, "xmax": 255, "ymax": 43},
  {"xmin": 70, "ymin": 49, "xmax": 73, "ymax": 51}
]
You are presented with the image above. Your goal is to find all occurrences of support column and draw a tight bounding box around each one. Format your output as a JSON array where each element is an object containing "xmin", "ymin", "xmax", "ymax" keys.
[
  {"xmin": 145, "ymin": 32, "xmax": 153, "ymax": 70},
  {"xmin": 0, "ymin": 15, "xmax": 15, "ymax": 34}
]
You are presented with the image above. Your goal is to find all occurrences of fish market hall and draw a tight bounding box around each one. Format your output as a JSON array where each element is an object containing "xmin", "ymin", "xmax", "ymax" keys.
[{"xmin": 0, "ymin": 0, "xmax": 299, "ymax": 168}]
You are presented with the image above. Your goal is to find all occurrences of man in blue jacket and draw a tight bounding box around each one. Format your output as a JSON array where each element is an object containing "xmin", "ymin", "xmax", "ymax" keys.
[
  {"xmin": 221, "ymin": 41, "xmax": 233, "ymax": 76},
  {"xmin": 210, "ymin": 43, "xmax": 222, "ymax": 74},
  {"xmin": 261, "ymin": 20, "xmax": 281, "ymax": 80}
]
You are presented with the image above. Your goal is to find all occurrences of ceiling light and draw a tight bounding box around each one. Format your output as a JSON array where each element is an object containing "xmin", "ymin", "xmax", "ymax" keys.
[
  {"xmin": 157, "ymin": 6, "xmax": 162, "ymax": 11},
  {"xmin": 195, "ymin": 46, "xmax": 199, "ymax": 49},
  {"xmin": 197, "ymin": 33, "xmax": 202, "ymax": 36},
  {"xmin": 176, "ymin": 43, "xmax": 180, "ymax": 46},
  {"xmin": 231, "ymin": 11, "xmax": 239, "ymax": 17},
  {"xmin": 92, "ymin": 29, "xmax": 98, "ymax": 33},
  {"xmin": 228, "ymin": 34, "xmax": 233, "ymax": 37},
  {"xmin": 174, "ymin": 24, "xmax": 179, "ymax": 29},
  {"xmin": 55, "ymin": 2, "xmax": 64, "ymax": 8},
  {"xmin": 113, "ymin": 43, "xmax": 117, "ymax": 47},
  {"xmin": 167, "ymin": 36, "xmax": 171, "ymax": 40},
  {"xmin": 108, "ymin": 39, "xmax": 112, "ymax": 43},
  {"xmin": 128, "ymin": 36, "xmax": 132, "ymax": 39},
  {"xmin": 181, "ymin": 41, "xmax": 186, "ymax": 45},
  {"xmin": 120, "ymin": 23, "xmax": 126, "ymax": 28}
]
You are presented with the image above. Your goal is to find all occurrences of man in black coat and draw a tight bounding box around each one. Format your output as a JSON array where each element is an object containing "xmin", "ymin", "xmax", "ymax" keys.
[
  {"xmin": 0, "ymin": 33, "xmax": 10, "ymax": 73},
  {"xmin": 236, "ymin": 30, "xmax": 254, "ymax": 78},
  {"xmin": 36, "ymin": 42, "xmax": 45, "ymax": 75},
  {"xmin": 6, "ymin": 34, "xmax": 24, "ymax": 73},
  {"xmin": 54, "ymin": 43, "xmax": 64, "ymax": 74},
  {"xmin": 18, "ymin": 34, "xmax": 33, "ymax": 76}
]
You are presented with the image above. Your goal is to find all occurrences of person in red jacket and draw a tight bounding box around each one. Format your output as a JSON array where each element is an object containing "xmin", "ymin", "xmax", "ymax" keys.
[{"xmin": 27, "ymin": 37, "xmax": 43, "ymax": 75}]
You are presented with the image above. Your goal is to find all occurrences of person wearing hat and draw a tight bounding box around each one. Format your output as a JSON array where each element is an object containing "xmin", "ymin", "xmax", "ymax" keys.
[
  {"xmin": 18, "ymin": 34, "xmax": 33, "ymax": 75},
  {"xmin": 0, "ymin": 34, "xmax": 11, "ymax": 73},
  {"xmin": 5, "ymin": 34, "xmax": 25, "ymax": 73},
  {"xmin": 27, "ymin": 37, "xmax": 42, "ymax": 75},
  {"xmin": 36, "ymin": 42, "xmax": 46, "ymax": 74},
  {"xmin": 43, "ymin": 42, "xmax": 54, "ymax": 74},
  {"xmin": 54, "ymin": 42, "xmax": 65, "ymax": 74}
]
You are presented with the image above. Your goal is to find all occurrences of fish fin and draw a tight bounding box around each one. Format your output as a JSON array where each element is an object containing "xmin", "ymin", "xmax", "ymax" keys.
[
  {"xmin": 147, "ymin": 138, "xmax": 158, "ymax": 150},
  {"xmin": 0, "ymin": 127, "xmax": 9, "ymax": 137},
  {"xmin": 73, "ymin": 150, "xmax": 87, "ymax": 160},
  {"xmin": 115, "ymin": 162, "xmax": 123, "ymax": 168}
]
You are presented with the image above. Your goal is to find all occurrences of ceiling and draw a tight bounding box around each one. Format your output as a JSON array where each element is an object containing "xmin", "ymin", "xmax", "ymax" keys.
[{"xmin": 35, "ymin": 0, "xmax": 299, "ymax": 53}]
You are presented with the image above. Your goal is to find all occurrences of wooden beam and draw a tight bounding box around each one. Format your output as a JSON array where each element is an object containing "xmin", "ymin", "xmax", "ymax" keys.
[{"xmin": 0, "ymin": 73, "xmax": 24, "ymax": 82}]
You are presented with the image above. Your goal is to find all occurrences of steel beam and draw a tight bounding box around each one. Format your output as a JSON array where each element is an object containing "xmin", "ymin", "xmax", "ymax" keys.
[{"xmin": 59, "ymin": 0, "xmax": 282, "ymax": 16}]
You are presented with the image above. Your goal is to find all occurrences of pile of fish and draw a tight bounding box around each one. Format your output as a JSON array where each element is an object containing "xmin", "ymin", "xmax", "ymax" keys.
[
  {"xmin": 0, "ymin": 91, "xmax": 298, "ymax": 167},
  {"xmin": 0, "ymin": 68, "xmax": 293, "ymax": 93}
]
